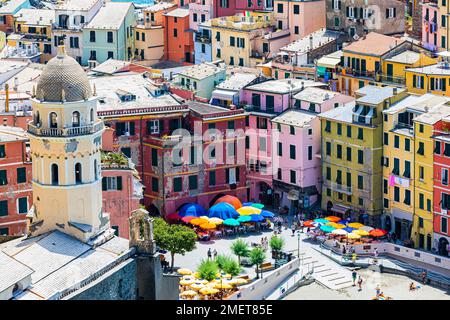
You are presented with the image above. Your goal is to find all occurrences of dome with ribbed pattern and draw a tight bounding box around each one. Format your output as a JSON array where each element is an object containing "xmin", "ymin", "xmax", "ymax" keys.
[{"xmin": 36, "ymin": 47, "xmax": 92, "ymax": 102}]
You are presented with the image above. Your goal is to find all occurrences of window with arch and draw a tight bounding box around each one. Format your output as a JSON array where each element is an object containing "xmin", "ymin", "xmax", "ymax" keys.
[
  {"xmin": 35, "ymin": 111, "xmax": 41, "ymax": 126},
  {"xmin": 51, "ymin": 164, "xmax": 59, "ymax": 185},
  {"xmin": 49, "ymin": 112, "xmax": 58, "ymax": 128},
  {"xmin": 72, "ymin": 111, "xmax": 80, "ymax": 127},
  {"xmin": 75, "ymin": 163, "xmax": 82, "ymax": 184},
  {"xmin": 90, "ymin": 108, "xmax": 94, "ymax": 123},
  {"xmin": 94, "ymin": 159, "xmax": 98, "ymax": 180}
]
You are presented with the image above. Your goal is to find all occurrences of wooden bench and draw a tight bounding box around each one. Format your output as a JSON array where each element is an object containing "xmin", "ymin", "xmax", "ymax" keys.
[{"xmin": 259, "ymin": 262, "xmax": 274, "ymax": 273}]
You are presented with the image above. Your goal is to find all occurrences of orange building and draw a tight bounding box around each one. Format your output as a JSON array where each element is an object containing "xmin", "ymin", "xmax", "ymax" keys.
[
  {"xmin": 0, "ymin": 126, "xmax": 31, "ymax": 236},
  {"xmin": 163, "ymin": 8, "xmax": 194, "ymax": 64},
  {"xmin": 135, "ymin": 2, "xmax": 176, "ymax": 65}
]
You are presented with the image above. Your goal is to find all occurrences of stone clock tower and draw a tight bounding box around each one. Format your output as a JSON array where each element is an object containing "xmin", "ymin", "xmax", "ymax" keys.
[{"xmin": 27, "ymin": 46, "xmax": 108, "ymax": 243}]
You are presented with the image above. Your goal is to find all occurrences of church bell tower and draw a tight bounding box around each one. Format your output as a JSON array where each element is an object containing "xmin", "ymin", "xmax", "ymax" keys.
[{"xmin": 27, "ymin": 46, "xmax": 108, "ymax": 243}]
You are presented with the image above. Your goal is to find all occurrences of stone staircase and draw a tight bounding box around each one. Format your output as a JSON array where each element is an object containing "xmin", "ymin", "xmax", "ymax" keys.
[{"xmin": 299, "ymin": 250, "xmax": 354, "ymax": 290}]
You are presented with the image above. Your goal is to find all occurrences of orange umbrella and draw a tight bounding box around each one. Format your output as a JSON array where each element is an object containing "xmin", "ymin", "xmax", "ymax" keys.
[
  {"xmin": 325, "ymin": 216, "xmax": 341, "ymax": 222},
  {"xmin": 214, "ymin": 195, "xmax": 243, "ymax": 210},
  {"xmin": 369, "ymin": 229, "xmax": 387, "ymax": 237},
  {"xmin": 190, "ymin": 218, "xmax": 208, "ymax": 226},
  {"xmin": 200, "ymin": 222, "xmax": 216, "ymax": 230},
  {"xmin": 303, "ymin": 220, "xmax": 316, "ymax": 227}
]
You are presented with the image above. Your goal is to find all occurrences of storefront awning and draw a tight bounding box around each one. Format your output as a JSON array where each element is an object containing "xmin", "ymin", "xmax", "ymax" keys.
[
  {"xmin": 331, "ymin": 204, "xmax": 351, "ymax": 215},
  {"xmin": 317, "ymin": 57, "xmax": 341, "ymax": 69},
  {"xmin": 287, "ymin": 189, "xmax": 299, "ymax": 201},
  {"xmin": 210, "ymin": 89, "xmax": 237, "ymax": 102}
]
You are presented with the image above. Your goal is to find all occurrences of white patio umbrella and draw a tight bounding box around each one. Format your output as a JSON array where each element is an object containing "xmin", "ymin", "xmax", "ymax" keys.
[{"xmin": 331, "ymin": 229, "xmax": 348, "ymax": 235}]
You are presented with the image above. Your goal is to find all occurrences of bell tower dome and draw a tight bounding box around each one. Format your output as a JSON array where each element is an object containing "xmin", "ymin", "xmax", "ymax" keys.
[{"xmin": 28, "ymin": 45, "xmax": 108, "ymax": 243}]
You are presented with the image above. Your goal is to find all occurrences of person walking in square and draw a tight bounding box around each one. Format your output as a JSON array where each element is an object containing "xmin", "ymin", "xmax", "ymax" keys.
[
  {"xmin": 357, "ymin": 276, "xmax": 363, "ymax": 291},
  {"xmin": 352, "ymin": 270, "xmax": 357, "ymax": 286},
  {"xmin": 207, "ymin": 248, "xmax": 212, "ymax": 260}
]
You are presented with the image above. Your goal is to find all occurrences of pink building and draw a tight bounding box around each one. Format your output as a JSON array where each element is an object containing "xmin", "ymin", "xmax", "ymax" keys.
[
  {"xmin": 273, "ymin": 0, "xmax": 326, "ymax": 42},
  {"xmin": 270, "ymin": 87, "xmax": 354, "ymax": 213},
  {"xmin": 189, "ymin": 0, "xmax": 214, "ymax": 31},
  {"xmin": 422, "ymin": 0, "xmax": 439, "ymax": 52},
  {"xmin": 242, "ymin": 79, "xmax": 327, "ymax": 207},
  {"xmin": 101, "ymin": 152, "xmax": 143, "ymax": 239}
]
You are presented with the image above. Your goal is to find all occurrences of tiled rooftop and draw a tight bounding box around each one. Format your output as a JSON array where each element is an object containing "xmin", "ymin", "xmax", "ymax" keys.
[
  {"xmin": 343, "ymin": 32, "xmax": 404, "ymax": 56},
  {"xmin": 85, "ymin": 2, "xmax": 133, "ymax": 30}
]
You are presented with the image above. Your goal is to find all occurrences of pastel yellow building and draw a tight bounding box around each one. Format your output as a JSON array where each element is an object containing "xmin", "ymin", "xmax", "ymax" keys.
[
  {"xmin": 382, "ymin": 93, "xmax": 449, "ymax": 245},
  {"xmin": 339, "ymin": 32, "xmax": 436, "ymax": 96},
  {"xmin": 210, "ymin": 13, "xmax": 281, "ymax": 68},
  {"xmin": 27, "ymin": 46, "xmax": 106, "ymax": 242},
  {"xmin": 320, "ymin": 85, "xmax": 406, "ymax": 226},
  {"xmin": 405, "ymin": 61, "xmax": 450, "ymax": 96},
  {"xmin": 12, "ymin": 8, "xmax": 55, "ymax": 63},
  {"xmin": 411, "ymin": 103, "xmax": 450, "ymax": 250}
]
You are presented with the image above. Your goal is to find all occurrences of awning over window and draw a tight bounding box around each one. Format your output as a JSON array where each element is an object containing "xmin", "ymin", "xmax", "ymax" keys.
[
  {"xmin": 287, "ymin": 189, "xmax": 299, "ymax": 201},
  {"xmin": 210, "ymin": 89, "xmax": 237, "ymax": 102},
  {"xmin": 317, "ymin": 57, "xmax": 341, "ymax": 69},
  {"xmin": 331, "ymin": 204, "xmax": 351, "ymax": 215}
]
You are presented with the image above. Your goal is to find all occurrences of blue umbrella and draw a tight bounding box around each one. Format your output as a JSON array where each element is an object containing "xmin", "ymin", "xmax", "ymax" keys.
[
  {"xmin": 242, "ymin": 202, "xmax": 254, "ymax": 207},
  {"xmin": 337, "ymin": 220, "xmax": 347, "ymax": 225},
  {"xmin": 320, "ymin": 225, "xmax": 336, "ymax": 233},
  {"xmin": 250, "ymin": 214, "xmax": 265, "ymax": 222},
  {"xmin": 237, "ymin": 215, "xmax": 251, "ymax": 223},
  {"xmin": 223, "ymin": 218, "xmax": 240, "ymax": 227},
  {"xmin": 343, "ymin": 227, "xmax": 356, "ymax": 233},
  {"xmin": 208, "ymin": 202, "xmax": 239, "ymax": 220},
  {"xmin": 261, "ymin": 210, "xmax": 275, "ymax": 218},
  {"xmin": 178, "ymin": 203, "xmax": 207, "ymax": 217},
  {"xmin": 314, "ymin": 218, "xmax": 329, "ymax": 224}
]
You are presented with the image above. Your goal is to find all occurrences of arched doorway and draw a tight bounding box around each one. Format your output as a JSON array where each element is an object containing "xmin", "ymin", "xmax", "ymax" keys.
[
  {"xmin": 438, "ymin": 237, "xmax": 449, "ymax": 257},
  {"xmin": 51, "ymin": 164, "xmax": 59, "ymax": 185},
  {"xmin": 209, "ymin": 193, "xmax": 226, "ymax": 208},
  {"xmin": 75, "ymin": 163, "xmax": 82, "ymax": 184},
  {"xmin": 258, "ymin": 182, "xmax": 273, "ymax": 207},
  {"xmin": 147, "ymin": 204, "xmax": 160, "ymax": 217}
]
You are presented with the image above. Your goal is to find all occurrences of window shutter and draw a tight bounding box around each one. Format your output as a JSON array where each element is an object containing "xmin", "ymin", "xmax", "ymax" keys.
[
  {"xmin": 442, "ymin": 78, "xmax": 447, "ymax": 91},
  {"xmin": 117, "ymin": 176, "xmax": 122, "ymax": 190},
  {"xmin": 338, "ymin": 0, "xmax": 341, "ymax": 10},
  {"xmin": 413, "ymin": 75, "xmax": 417, "ymax": 88},
  {"xmin": 0, "ymin": 200, "xmax": 7, "ymax": 216},
  {"xmin": 129, "ymin": 122, "xmax": 135, "ymax": 135},
  {"xmin": 393, "ymin": 8, "xmax": 396, "ymax": 17},
  {"xmin": 421, "ymin": 76, "xmax": 425, "ymax": 89},
  {"xmin": 346, "ymin": 6, "xmax": 349, "ymax": 17},
  {"xmin": 102, "ymin": 177, "xmax": 107, "ymax": 191},
  {"xmin": 431, "ymin": 78, "xmax": 435, "ymax": 90},
  {"xmin": 386, "ymin": 8, "xmax": 389, "ymax": 18}
]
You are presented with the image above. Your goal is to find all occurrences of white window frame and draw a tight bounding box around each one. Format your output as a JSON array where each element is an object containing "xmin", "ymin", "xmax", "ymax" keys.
[
  {"xmin": 416, "ymin": 76, "xmax": 423, "ymax": 89},
  {"xmin": 348, "ymin": 7, "xmax": 355, "ymax": 18},
  {"xmin": 443, "ymin": 168, "xmax": 449, "ymax": 185},
  {"xmin": 333, "ymin": 0, "xmax": 340, "ymax": 10},
  {"xmin": 387, "ymin": 8, "xmax": 395, "ymax": 19},
  {"xmin": 434, "ymin": 78, "xmax": 442, "ymax": 91},
  {"xmin": 16, "ymin": 197, "xmax": 28, "ymax": 214},
  {"xmin": 106, "ymin": 177, "xmax": 118, "ymax": 190},
  {"xmin": 149, "ymin": 120, "xmax": 159, "ymax": 134}
]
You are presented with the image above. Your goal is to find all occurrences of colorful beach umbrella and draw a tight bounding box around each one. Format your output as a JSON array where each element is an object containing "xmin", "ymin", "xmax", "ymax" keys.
[
  {"xmin": 327, "ymin": 222, "xmax": 346, "ymax": 229},
  {"xmin": 360, "ymin": 226, "xmax": 374, "ymax": 232},
  {"xmin": 214, "ymin": 282, "xmax": 233, "ymax": 290},
  {"xmin": 199, "ymin": 287, "xmax": 219, "ymax": 295},
  {"xmin": 347, "ymin": 233, "xmax": 361, "ymax": 239},
  {"xmin": 208, "ymin": 202, "xmax": 239, "ymax": 220},
  {"xmin": 369, "ymin": 229, "xmax": 387, "ymax": 237},
  {"xmin": 261, "ymin": 210, "xmax": 275, "ymax": 218},
  {"xmin": 177, "ymin": 268, "xmax": 193, "ymax": 275},
  {"xmin": 200, "ymin": 216, "xmax": 210, "ymax": 220},
  {"xmin": 178, "ymin": 203, "xmax": 207, "ymax": 217},
  {"xmin": 200, "ymin": 222, "xmax": 217, "ymax": 230},
  {"xmin": 251, "ymin": 203, "xmax": 265, "ymax": 209},
  {"xmin": 228, "ymin": 278, "xmax": 248, "ymax": 286},
  {"xmin": 214, "ymin": 195, "xmax": 243, "ymax": 210},
  {"xmin": 314, "ymin": 218, "xmax": 329, "ymax": 224},
  {"xmin": 331, "ymin": 228, "xmax": 348, "ymax": 235},
  {"xmin": 303, "ymin": 220, "xmax": 316, "ymax": 227},
  {"xmin": 325, "ymin": 216, "xmax": 341, "ymax": 222},
  {"xmin": 348, "ymin": 222, "xmax": 365, "ymax": 229},
  {"xmin": 180, "ymin": 290, "xmax": 197, "ymax": 298},
  {"xmin": 320, "ymin": 225, "xmax": 336, "ymax": 233},
  {"xmin": 190, "ymin": 218, "xmax": 209, "ymax": 226},
  {"xmin": 180, "ymin": 279, "xmax": 195, "ymax": 286},
  {"xmin": 209, "ymin": 217, "xmax": 223, "ymax": 225},
  {"xmin": 190, "ymin": 282, "xmax": 206, "ymax": 291},
  {"xmin": 223, "ymin": 218, "xmax": 240, "ymax": 227},
  {"xmin": 181, "ymin": 216, "xmax": 196, "ymax": 223},
  {"xmin": 237, "ymin": 206, "xmax": 262, "ymax": 216},
  {"xmin": 237, "ymin": 215, "xmax": 251, "ymax": 223},
  {"xmin": 166, "ymin": 212, "xmax": 181, "ymax": 220},
  {"xmin": 249, "ymin": 214, "xmax": 265, "ymax": 222},
  {"xmin": 353, "ymin": 229, "xmax": 370, "ymax": 236},
  {"xmin": 343, "ymin": 227, "xmax": 356, "ymax": 233}
]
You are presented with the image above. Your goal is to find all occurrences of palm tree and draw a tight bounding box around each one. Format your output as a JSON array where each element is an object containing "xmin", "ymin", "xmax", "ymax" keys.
[
  {"xmin": 230, "ymin": 239, "xmax": 250, "ymax": 265},
  {"xmin": 249, "ymin": 247, "xmax": 266, "ymax": 279}
]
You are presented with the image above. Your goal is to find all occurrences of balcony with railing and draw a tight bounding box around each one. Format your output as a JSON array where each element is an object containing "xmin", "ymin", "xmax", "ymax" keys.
[
  {"xmin": 195, "ymin": 32, "xmax": 211, "ymax": 44},
  {"xmin": 324, "ymin": 180, "xmax": 352, "ymax": 195},
  {"xmin": 377, "ymin": 73, "xmax": 406, "ymax": 86},
  {"xmin": 391, "ymin": 121, "xmax": 414, "ymax": 135},
  {"xmin": 28, "ymin": 121, "xmax": 104, "ymax": 137},
  {"xmin": 338, "ymin": 67, "xmax": 376, "ymax": 80}
]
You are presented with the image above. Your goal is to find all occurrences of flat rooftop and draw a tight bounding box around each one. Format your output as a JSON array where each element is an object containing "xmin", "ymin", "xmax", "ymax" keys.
[
  {"xmin": 14, "ymin": 8, "xmax": 55, "ymax": 26},
  {"xmin": 385, "ymin": 50, "xmax": 421, "ymax": 65},
  {"xmin": 55, "ymin": 0, "xmax": 99, "ymax": 11},
  {"xmin": 272, "ymin": 109, "xmax": 317, "ymax": 128},
  {"xmin": 216, "ymin": 73, "xmax": 257, "ymax": 91},
  {"xmin": 356, "ymin": 86, "xmax": 406, "ymax": 105},
  {"xmin": 0, "ymin": 125, "xmax": 28, "ymax": 142},
  {"xmin": 343, "ymin": 32, "xmax": 404, "ymax": 56},
  {"xmin": 177, "ymin": 62, "xmax": 225, "ymax": 81},
  {"xmin": 245, "ymin": 79, "xmax": 326, "ymax": 94},
  {"xmin": 280, "ymin": 28, "xmax": 340, "ymax": 53},
  {"xmin": 85, "ymin": 2, "xmax": 133, "ymax": 30},
  {"xmin": 406, "ymin": 63, "xmax": 450, "ymax": 75},
  {"xmin": 384, "ymin": 93, "xmax": 450, "ymax": 115},
  {"xmin": 293, "ymin": 87, "xmax": 339, "ymax": 104}
]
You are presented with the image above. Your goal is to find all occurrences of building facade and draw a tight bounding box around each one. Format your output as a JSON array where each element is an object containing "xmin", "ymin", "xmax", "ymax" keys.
[
  {"xmin": 82, "ymin": 2, "xmax": 136, "ymax": 66},
  {"xmin": 0, "ymin": 126, "xmax": 31, "ymax": 236},
  {"xmin": 163, "ymin": 8, "xmax": 195, "ymax": 63}
]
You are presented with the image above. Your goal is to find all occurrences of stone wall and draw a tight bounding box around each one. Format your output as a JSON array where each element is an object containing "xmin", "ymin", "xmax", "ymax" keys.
[{"xmin": 69, "ymin": 259, "xmax": 137, "ymax": 300}]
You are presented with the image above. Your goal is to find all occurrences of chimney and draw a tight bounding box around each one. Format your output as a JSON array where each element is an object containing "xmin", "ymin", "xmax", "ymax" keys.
[{"xmin": 393, "ymin": 87, "xmax": 398, "ymax": 95}]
